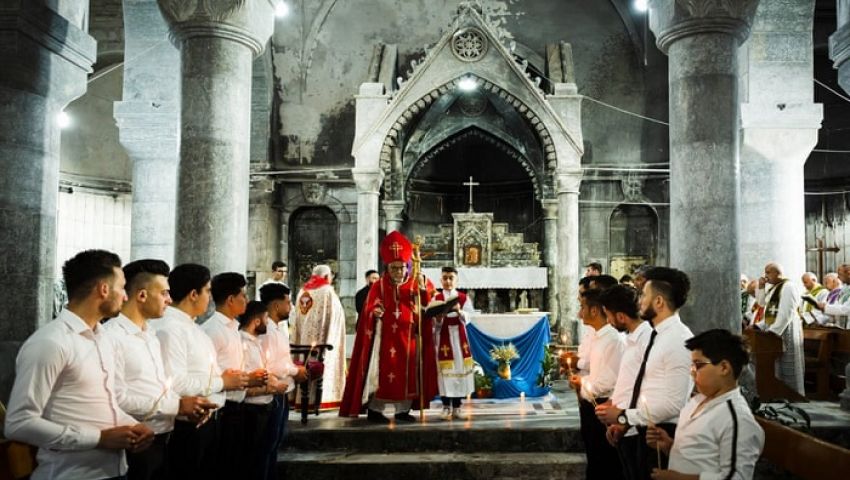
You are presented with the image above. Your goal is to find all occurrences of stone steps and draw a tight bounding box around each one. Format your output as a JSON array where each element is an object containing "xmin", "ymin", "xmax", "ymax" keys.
[{"xmin": 277, "ymin": 451, "xmax": 586, "ymax": 480}]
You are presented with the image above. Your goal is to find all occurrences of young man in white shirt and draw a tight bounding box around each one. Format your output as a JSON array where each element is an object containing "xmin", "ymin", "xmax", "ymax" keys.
[
  {"xmin": 5, "ymin": 249, "xmax": 155, "ymax": 480},
  {"xmin": 203, "ymin": 272, "xmax": 267, "ymax": 477},
  {"xmin": 594, "ymin": 284, "xmax": 653, "ymax": 479},
  {"xmin": 151, "ymin": 264, "xmax": 248, "ymax": 479},
  {"xmin": 569, "ymin": 288, "xmax": 625, "ymax": 480},
  {"xmin": 104, "ymin": 259, "xmax": 217, "ymax": 480},
  {"xmin": 606, "ymin": 267, "xmax": 694, "ymax": 480},
  {"xmin": 646, "ymin": 329, "xmax": 764, "ymax": 480},
  {"xmin": 259, "ymin": 282, "xmax": 308, "ymax": 479}
]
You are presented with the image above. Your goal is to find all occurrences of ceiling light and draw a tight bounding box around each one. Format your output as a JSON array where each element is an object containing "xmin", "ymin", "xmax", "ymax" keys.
[
  {"xmin": 275, "ymin": 2, "xmax": 290, "ymax": 18},
  {"xmin": 635, "ymin": 0, "xmax": 648, "ymax": 13},
  {"xmin": 57, "ymin": 111, "xmax": 71, "ymax": 129},
  {"xmin": 458, "ymin": 76, "xmax": 478, "ymax": 92}
]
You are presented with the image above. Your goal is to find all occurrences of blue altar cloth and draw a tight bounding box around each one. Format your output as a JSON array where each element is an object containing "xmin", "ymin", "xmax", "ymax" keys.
[{"xmin": 466, "ymin": 314, "xmax": 551, "ymax": 399}]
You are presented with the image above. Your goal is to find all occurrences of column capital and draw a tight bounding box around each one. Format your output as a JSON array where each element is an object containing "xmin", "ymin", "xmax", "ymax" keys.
[
  {"xmin": 541, "ymin": 199, "xmax": 559, "ymax": 220},
  {"xmin": 649, "ymin": 0, "xmax": 759, "ymax": 53},
  {"xmin": 157, "ymin": 0, "xmax": 276, "ymax": 56},
  {"xmin": 352, "ymin": 168, "xmax": 384, "ymax": 194},
  {"xmin": 383, "ymin": 200, "xmax": 405, "ymax": 221},
  {"xmin": 555, "ymin": 171, "xmax": 582, "ymax": 195}
]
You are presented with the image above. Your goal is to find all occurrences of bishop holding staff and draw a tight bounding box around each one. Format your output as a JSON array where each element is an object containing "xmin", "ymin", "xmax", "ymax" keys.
[{"xmin": 340, "ymin": 231, "xmax": 439, "ymax": 423}]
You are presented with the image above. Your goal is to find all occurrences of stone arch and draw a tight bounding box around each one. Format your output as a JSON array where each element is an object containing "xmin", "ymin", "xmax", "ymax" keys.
[
  {"xmin": 379, "ymin": 74, "xmax": 558, "ymax": 195},
  {"xmin": 288, "ymin": 206, "xmax": 340, "ymax": 293},
  {"xmin": 405, "ymin": 127, "xmax": 543, "ymax": 201},
  {"xmin": 608, "ymin": 202, "xmax": 659, "ymax": 268}
]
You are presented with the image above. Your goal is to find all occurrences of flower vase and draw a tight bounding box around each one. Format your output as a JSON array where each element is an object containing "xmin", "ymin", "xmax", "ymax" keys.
[{"xmin": 497, "ymin": 360, "xmax": 512, "ymax": 380}]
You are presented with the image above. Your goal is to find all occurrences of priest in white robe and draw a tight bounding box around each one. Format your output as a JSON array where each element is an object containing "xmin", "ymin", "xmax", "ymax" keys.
[
  {"xmin": 754, "ymin": 262, "xmax": 804, "ymax": 395},
  {"xmin": 290, "ymin": 264, "xmax": 346, "ymax": 409}
]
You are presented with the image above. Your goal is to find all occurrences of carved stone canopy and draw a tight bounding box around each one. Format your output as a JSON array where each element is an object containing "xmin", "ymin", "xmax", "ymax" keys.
[
  {"xmin": 157, "ymin": 0, "xmax": 275, "ymax": 56},
  {"xmin": 649, "ymin": 0, "xmax": 759, "ymax": 53}
]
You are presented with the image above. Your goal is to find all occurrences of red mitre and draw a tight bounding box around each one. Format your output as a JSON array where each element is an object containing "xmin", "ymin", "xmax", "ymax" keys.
[{"xmin": 380, "ymin": 230, "xmax": 412, "ymax": 264}]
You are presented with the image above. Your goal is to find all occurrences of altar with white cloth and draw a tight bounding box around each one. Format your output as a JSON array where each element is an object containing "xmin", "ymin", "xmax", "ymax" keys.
[
  {"xmin": 466, "ymin": 312, "xmax": 551, "ymax": 398},
  {"xmin": 421, "ymin": 267, "xmax": 548, "ymax": 313}
]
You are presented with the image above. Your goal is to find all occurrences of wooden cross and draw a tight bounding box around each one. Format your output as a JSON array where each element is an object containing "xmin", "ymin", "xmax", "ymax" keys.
[
  {"xmin": 807, "ymin": 238, "xmax": 841, "ymax": 281},
  {"xmin": 463, "ymin": 176, "xmax": 480, "ymax": 212}
]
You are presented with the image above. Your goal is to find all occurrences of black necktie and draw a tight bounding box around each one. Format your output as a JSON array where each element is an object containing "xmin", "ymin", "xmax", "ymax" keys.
[{"xmin": 628, "ymin": 329, "xmax": 658, "ymax": 409}]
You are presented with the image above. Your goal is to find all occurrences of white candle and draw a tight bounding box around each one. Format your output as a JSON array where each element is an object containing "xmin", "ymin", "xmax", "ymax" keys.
[
  {"xmin": 582, "ymin": 379, "xmax": 598, "ymax": 407},
  {"xmin": 142, "ymin": 377, "xmax": 172, "ymax": 422},
  {"xmin": 205, "ymin": 353, "xmax": 215, "ymax": 396}
]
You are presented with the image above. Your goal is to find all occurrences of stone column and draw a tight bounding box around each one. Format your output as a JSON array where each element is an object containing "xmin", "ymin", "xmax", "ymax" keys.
[
  {"xmin": 556, "ymin": 171, "xmax": 581, "ymax": 344},
  {"xmin": 649, "ymin": 0, "xmax": 758, "ymax": 333},
  {"xmin": 830, "ymin": 0, "xmax": 850, "ymax": 412},
  {"xmin": 158, "ymin": 0, "xmax": 275, "ymax": 274},
  {"xmin": 542, "ymin": 199, "xmax": 560, "ymax": 328},
  {"xmin": 739, "ymin": 1, "xmax": 821, "ymax": 283},
  {"xmin": 0, "ymin": 2, "xmax": 96, "ymax": 402},
  {"xmin": 353, "ymin": 168, "xmax": 384, "ymax": 280},
  {"xmin": 383, "ymin": 200, "xmax": 405, "ymax": 233},
  {"xmin": 115, "ymin": 0, "xmax": 181, "ymax": 264}
]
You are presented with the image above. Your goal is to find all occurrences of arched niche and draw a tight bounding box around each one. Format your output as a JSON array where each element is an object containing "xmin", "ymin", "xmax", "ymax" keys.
[
  {"xmin": 289, "ymin": 207, "xmax": 340, "ymax": 294},
  {"xmin": 608, "ymin": 203, "xmax": 658, "ymax": 277}
]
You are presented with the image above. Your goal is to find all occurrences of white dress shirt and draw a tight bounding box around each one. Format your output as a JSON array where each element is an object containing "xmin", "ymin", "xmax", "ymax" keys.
[
  {"xmin": 260, "ymin": 318, "xmax": 299, "ymax": 394},
  {"xmin": 201, "ymin": 311, "xmax": 247, "ymax": 403},
  {"xmin": 241, "ymin": 331, "xmax": 274, "ymax": 405},
  {"xmin": 625, "ymin": 313, "xmax": 694, "ymax": 426},
  {"xmin": 150, "ymin": 306, "xmax": 226, "ymax": 411},
  {"xmin": 576, "ymin": 324, "xmax": 594, "ymax": 373},
  {"xmin": 668, "ymin": 388, "xmax": 764, "ymax": 480},
  {"xmin": 610, "ymin": 321, "xmax": 653, "ymax": 409},
  {"xmin": 5, "ymin": 309, "xmax": 137, "ymax": 480},
  {"xmin": 104, "ymin": 314, "xmax": 180, "ymax": 435},
  {"xmin": 580, "ymin": 323, "xmax": 624, "ymax": 400}
]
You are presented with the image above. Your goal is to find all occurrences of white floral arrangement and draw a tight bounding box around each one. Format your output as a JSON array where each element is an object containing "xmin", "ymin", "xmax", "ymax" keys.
[{"xmin": 489, "ymin": 343, "xmax": 519, "ymax": 363}]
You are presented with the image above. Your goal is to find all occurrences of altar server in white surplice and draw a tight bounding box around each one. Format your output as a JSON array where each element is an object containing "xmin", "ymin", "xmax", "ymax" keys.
[
  {"xmin": 753, "ymin": 262, "xmax": 804, "ymax": 396},
  {"xmin": 290, "ymin": 264, "xmax": 346, "ymax": 409},
  {"xmin": 432, "ymin": 266, "xmax": 476, "ymax": 420}
]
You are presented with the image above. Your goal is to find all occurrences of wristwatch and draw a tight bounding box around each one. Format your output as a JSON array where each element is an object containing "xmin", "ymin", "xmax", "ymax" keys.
[{"xmin": 617, "ymin": 410, "xmax": 629, "ymax": 426}]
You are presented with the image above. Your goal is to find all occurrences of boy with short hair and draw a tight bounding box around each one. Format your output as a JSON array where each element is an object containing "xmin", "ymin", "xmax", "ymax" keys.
[{"xmin": 433, "ymin": 266, "xmax": 475, "ymax": 420}]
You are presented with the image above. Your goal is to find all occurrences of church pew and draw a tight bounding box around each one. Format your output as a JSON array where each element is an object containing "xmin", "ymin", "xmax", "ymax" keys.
[
  {"xmin": 803, "ymin": 328, "xmax": 835, "ymax": 400},
  {"xmin": 803, "ymin": 326, "xmax": 850, "ymax": 397},
  {"xmin": 744, "ymin": 329, "xmax": 807, "ymax": 402},
  {"xmin": 756, "ymin": 416, "xmax": 850, "ymax": 479}
]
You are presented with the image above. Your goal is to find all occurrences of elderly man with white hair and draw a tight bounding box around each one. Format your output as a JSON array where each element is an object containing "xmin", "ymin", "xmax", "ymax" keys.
[
  {"xmin": 800, "ymin": 272, "xmax": 829, "ymax": 325},
  {"xmin": 753, "ymin": 262, "xmax": 804, "ymax": 395},
  {"xmin": 817, "ymin": 265, "xmax": 850, "ymax": 329},
  {"xmin": 290, "ymin": 264, "xmax": 347, "ymax": 409}
]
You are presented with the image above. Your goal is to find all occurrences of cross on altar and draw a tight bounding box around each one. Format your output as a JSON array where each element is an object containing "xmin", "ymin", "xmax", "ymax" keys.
[
  {"xmin": 807, "ymin": 238, "xmax": 840, "ymax": 281},
  {"xmin": 463, "ymin": 176, "xmax": 480, "ymax": 212}
]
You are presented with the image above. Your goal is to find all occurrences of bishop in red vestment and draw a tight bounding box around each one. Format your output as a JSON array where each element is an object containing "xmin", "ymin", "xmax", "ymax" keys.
[{"xmin": 339, "ymin": 231, "xmax": 438, "ymax": 423}]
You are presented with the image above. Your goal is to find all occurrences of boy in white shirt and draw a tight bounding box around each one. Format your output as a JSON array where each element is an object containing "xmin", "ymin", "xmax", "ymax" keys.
[{"xmin": 646, "ymin": 329, "xmax": 764, "ymax": 480}]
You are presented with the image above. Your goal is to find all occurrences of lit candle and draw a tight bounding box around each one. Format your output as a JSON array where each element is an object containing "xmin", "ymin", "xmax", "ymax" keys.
[
  {"xmin": 567, "ymin": 357, "xmax": 574, "ymax": 376},
  {"xmin": 519, "ymin": 391, "xmax": 526, "ymax": 416},
  {"xmin": 582, "ymin": 379, "xmax": 598, "ymax": 407},
  {"xmin": 142, "ymin": 377, "xmax": 172, "ymax": 422},
  {"xmin": 240, "ymin": 343, "xmax": 248, "ymax": 371},
  {"xmin": 205, "ymin": 353, "xmax": 215, "ymax": 396},
  {"xmin": 264, "ymin": 349, "xmax": 271, "ymax": 370},
  {"xmin": 465, "ymin": 393, "xmax": 473, "ymax": 426}
]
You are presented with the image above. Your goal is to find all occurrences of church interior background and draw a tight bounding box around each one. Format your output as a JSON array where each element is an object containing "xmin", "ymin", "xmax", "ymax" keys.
[{"xmin": 7, "ymin": 0, "xmax": 850, "ymax": 400}]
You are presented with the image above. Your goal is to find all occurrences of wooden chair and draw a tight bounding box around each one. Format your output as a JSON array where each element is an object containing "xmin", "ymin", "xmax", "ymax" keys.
[
  {"xmin": 289, "ymin": 343, "xmax": 333, "ymax": 424},
  {"xmin": 803, "ymin": 328, "xmax": 835, "ymax": 400},
  {"xmin": 757, "ymin": 416, "xmax": 850, "ymax": 479}
]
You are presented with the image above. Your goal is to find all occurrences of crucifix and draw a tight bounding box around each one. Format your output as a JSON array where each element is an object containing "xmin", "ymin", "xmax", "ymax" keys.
[
  {"xmin": 807, "ymin": 238, "xmax": 840, "ymax": 281},
  {"xmin": 463, "ymin": 176, "xmax": 480, "ymax": 212}
]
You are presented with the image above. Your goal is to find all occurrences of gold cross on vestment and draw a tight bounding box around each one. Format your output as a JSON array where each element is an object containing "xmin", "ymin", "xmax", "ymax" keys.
[
  {"xmin": 390, "ymin": 242, "xmax": 403, "ymax": 258},
  {"xmin": 388, "ymin": 372, "xmax": 396, "ymax": 383},
  {"xmin": 462, "ymin": 343, "xmax": 469, "ymax": 355},
  {"xmin": 389, "ymin": 347, "xmax": 397, "ymax": 357},
  {"xmin": 394, "ymin": 307, "xmax": 401, "ymax": 320},
  {"xmin": 391, "ymin": 322, "xmax": 399, "ymax": 333},
  {"xmin": 463, "ymin": 176, "xmax": 480, "ymax": 213},
  {"xmin": 441, "ymin": 345, "xmax": 450, "ymax": 356},
  {"xmin": 365, "ymin": 328, "xmax": 373, "ymax": 338}
]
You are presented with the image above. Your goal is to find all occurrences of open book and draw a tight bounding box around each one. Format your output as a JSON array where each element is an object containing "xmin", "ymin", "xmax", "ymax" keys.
[
  {"xmin": 424, "ymin": 296, "xmax": 460, "ymax": 318},
  {"xmin": 800, "ymin": 295, "xmax": 821, "ymax": 310}
]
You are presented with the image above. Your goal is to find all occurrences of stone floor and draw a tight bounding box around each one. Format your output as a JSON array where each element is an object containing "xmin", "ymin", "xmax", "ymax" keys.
[{"xmin": 276, "ymin": 381, "xmax": 850, "ymax": 480}]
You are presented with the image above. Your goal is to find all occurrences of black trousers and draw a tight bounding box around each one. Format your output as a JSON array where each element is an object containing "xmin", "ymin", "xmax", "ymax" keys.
[
  {"xmin": 616, "ymin": 423, "xmax": 676, "ymax": 480},
  {"xmin": 217, "ymin": 401, "xmax": 247, "ymax": 477},
  {"xmin": 166, "ymin": 414, "xmax": 220, "ymax": 479},
  {"xmin": 579, "ymin": 398, "xmax": 624, "ymax": 480},
  {"xmin": 440, "ymin": 396, "xmax": 462, "ymax": 408},
  {"xmin": 126, "ymin": 432, "xmax": 170, "ymax": 480},
  {"xmin": 241, "ymin": 402, "xmax": 274, "ymax": 480}
]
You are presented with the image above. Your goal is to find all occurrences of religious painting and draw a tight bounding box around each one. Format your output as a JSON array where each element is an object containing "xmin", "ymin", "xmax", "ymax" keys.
[
  {"xmin": 609, "ymin": 256, "xmax": 649, "ymax": 281},
  {"xmin": 463, "ymin": 243, "xmax": 482, "ymax": 266}
]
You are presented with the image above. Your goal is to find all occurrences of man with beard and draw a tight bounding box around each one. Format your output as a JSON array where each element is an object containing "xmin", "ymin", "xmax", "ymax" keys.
[
  {"xmin": 104, "ymin": 259, "xmax": 216, "ymax": 479},
  {"xmin": 752, "ymin": 262, "xmax": 804, "ymax": 395},
  {"xmin": 594, "ymin": 285, "xmax": 652, "ymax": 479},
  {"xmin": 5, "ymin": 250, "xmax": 155, "ymax": 480},
  {"xmin": 603, "ymin": 267, "xmax": 693, "ymax": 480},
  {"xmin": 340, "ymin": 230, "xmax": 438, "ymax": 423}
]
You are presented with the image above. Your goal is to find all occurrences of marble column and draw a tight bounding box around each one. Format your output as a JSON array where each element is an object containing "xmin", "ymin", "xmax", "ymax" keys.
[
  {"xmin": 353, "ymin": 168, "xmax": 384, "ymax": 280},
  {"xmin": 739, "ymin": 0, "xmax": 821, "ymax": 284},
  {"xmin": 115, "ymin": 0, "xmax": 181, "ymax": 264},
  {"xmin": 0, "ymin": 2, "xmax": 96, "ymax": 402},
  {"xmin": 830, "ymin": 0, "xmax": 850, "ymax": 411},
  {"xmin": 383, "ymin": 200, "xmax": 405, "ymax": 233},
  {"xmin": 649, "ymin": 0, "xmax": 758, "ymax": 333},
  {"xmin": 556, "ymin": 172, "xmax": 581, "ymax": 344},
  {"xmin": 158, "ymin": 0, "xmax": 275, "ymax": 274},
  {"xmin": 542, "ymin": 199, "xmax": 560, "ymax": 329}
]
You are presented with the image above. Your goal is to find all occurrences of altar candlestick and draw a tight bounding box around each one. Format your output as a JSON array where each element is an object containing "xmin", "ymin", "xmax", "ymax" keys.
[{"xmin": 142, "ymin": 377, "xmax": 172, "ymax": 422}]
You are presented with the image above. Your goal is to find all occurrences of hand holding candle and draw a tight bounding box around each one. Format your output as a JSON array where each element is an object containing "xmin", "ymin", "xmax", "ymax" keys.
[
  {"xmin": 142, "ymin": 377, "xmax": 172, "ymax": 422},
  {"xmin": 582, "ymin": 379, "xmax": 598, "ymax": 407},
  {"xmin": 640, "ymin": 395, "xmax": 662, "ymax": 467}
]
